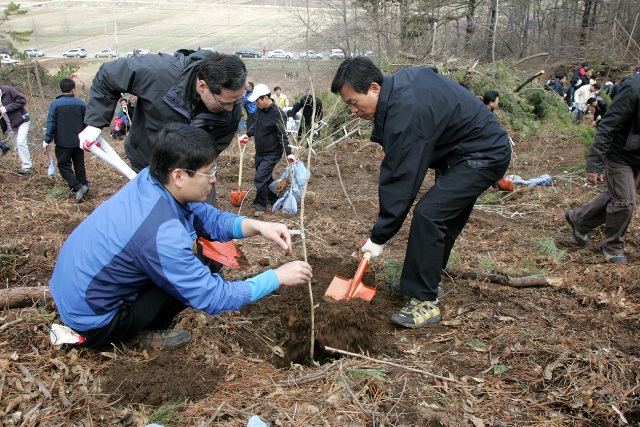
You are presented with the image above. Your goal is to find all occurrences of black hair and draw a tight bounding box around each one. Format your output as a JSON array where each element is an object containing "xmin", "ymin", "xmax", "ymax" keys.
[
  {"xmin": 60, "ymin": 78, "xmax": 75, "ymax": 93},
  {"xmin": 273, "ymin": 86, "xmax": 281, "ymax": 91},
  {"xmin": 555, "ymin": 73, "xmax": 566, "ymax": 80},
  {"xmin": 246, "ymin": 82, "xmax": 254, "ymax": 91},
  {"xmin": 196, "ymin": 52, "xmax": 247, "ymax": 95},
  {"xmin": 149, "ymin": 123, "xmax": 217, "ymax": 184},
  {"xmin": 259, "ymin": 92, "xmax": 272, "ymax": 100},
  {"xmin": 331, "ymin": 57, "xmax": 384, "ymax": 94},
  {"xmin": 592, "ymin": 83, "xmax": 601, "ymax": 90},
  {"xmin": 483, "ymin": 90, "xmax": 500, "ymax": 105},
  {"xmin": 586, "ymin": 97, "xmax": 597, "ymax": 105}
]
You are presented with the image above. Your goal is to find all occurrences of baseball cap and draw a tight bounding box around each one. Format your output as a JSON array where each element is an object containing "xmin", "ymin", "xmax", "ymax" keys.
[{"xmin": 247, "ymin": 84, "xmax": 270, "ymax": 102}]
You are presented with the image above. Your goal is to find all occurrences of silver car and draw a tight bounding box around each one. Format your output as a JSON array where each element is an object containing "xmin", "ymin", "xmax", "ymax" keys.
[
  {"xmin": 95, "ymin": 48, "xmax": 116, "ymax": 58},
  {"xmin": 62, "ymin": 48, "xmax": 88, "ymax": 58},
  {"xmin": 24, "ymin": 48, "xmax": 45, "ymax": 57}
]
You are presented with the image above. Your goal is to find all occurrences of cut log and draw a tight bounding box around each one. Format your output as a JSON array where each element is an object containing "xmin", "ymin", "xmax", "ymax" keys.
[
  {"xmin": 445, "ymin": 269, "xmax": 562, "ymax": 287},
  {"xmin": 0, "ymin": 286, "xmax": 49, "ymax": 310}
]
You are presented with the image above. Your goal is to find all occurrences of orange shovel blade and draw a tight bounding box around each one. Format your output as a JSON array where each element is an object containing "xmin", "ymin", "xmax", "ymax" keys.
[
  {"xmin": 197, "ymin": 238, "xmax": 248, "ymax": 269},
  {"xmin": 324, "ymin": 276, "xmax": 376, "ymax": 302},
  {"xmin": 230, "ymin": 190, "xmax": 247, "ymax": 207}
]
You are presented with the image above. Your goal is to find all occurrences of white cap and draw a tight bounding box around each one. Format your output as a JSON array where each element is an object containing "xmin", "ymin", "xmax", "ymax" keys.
[{"xmin": 247, "ymin": 84, "xmax": 270, "ymax": 102}]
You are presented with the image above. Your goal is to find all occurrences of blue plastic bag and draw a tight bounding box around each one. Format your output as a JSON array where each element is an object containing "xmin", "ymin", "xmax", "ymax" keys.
[
  {"xmin": 269, "ymin": 160, "xmax": 310, "ymax": 215},
  {"xmin": 47, "ymin": 155, "xmax": 56, "ymax": 177}
]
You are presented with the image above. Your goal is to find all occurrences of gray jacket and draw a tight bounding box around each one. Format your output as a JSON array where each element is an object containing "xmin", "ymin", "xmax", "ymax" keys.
[{"xmin": 85, "ymin": 51, "xmax": 241, "ymax": 171}]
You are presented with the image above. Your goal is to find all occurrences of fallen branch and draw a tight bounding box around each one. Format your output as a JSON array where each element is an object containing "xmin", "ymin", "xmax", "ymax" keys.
[
  {"xmin": 323, "ymin": 346, "xmax": 458, "ymax": 383},
  {"xmin": 444, "ymin": 269, "xmax": 562, "ymax": 287},
  {"xmin": 0, "ymin": 286, "xmax": 49, "ymax": 310},
  {"xmin": 0, "ymin": 318, "xmax": 24, "ymax": 332},
  {"xmin": 508, "ymin": 53, "xmax": 549, "ymax": 70},
  {"xmin": 515, "ymin": 70, "xmax": 545, "ymax": 93}
]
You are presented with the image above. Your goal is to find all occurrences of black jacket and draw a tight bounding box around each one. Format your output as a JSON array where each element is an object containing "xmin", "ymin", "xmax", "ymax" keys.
[
  {"xmin": 369, "ymin": 67, "xmax": 511, "ymax": 244},
  {"xmin": 247, "ymin": 103, "xmax": 290, "ymax": 157},
  {"xmin": 587, "ymin": 73, "xmax": 640, "ymax": 172},
  {"xmin": 85, "ymin": 51, "xmax": 241, "ymax": 171},
  {"xmin": 44, "ymin": 94, "xmax": 86, "ymax": 148},
  {"xmin": 288, "ymin": 95, "xmax": 323, "ymax": 130}
]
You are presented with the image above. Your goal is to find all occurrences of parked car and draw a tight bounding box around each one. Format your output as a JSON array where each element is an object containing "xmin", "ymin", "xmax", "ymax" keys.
[
  {"xmin": 199, "ymin": 47, "xmax": 220, "ymax": 54},
  {"xmin": 126, "ymin": 48, "xmax": 150, "ymax": 58},
  {"xmin": 0, "ymin": 54, "xmax": 20, "ymax": 66},
  {"xmin": 267, "ymin": 49, "xmax": 293, "ymax": 59},
  {"xmin": 0, "ymin": 48, "xmax": 16, "ymax": 57},
  {"xmin": 299, "ymin": 50, "xmax": 323, "ymax": 59},
  {"xmin": 95, "ymin": 48, "xmax": 116, "ymax": 58},
  {"xmin": 329, "ymin": 49, "xmax": 345, "ymax": 59},
  {"xmin": 23, "ymin": 48, "xmax": 45, "ymax": 57},
  {"xmin": 62, "ymin": 48, "xmax": 88, "ymax": 58},
  {"xmin": 235, "ymin": 49, "xmax": 261, "ymax": 58}
]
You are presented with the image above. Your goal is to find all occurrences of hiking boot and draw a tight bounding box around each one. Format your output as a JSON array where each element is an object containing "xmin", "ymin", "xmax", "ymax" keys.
[
  {"xmin": 390, "ymin": 298, "xmax": 441, "ymax": 328},
  {"xmin": 132, "ymin": 329, "xmax": 191, "ymax": 350},
  {"xmin": 0, "ymin": 143, "xmax": 10, "ymax": 156},
  {"xmin": 603, "ymin": 250, "xmax": 626, "ymax": 264},
  {"xmin": 75, "ymin": 185, "xmax": 88, "ymax": 203},
  {"xmin": 390, "ymin": 282, "xmax": 445, "ymax": 299},
  {"xmin": 17, "ymin": 168, "xmax": 32, "ymax": 175},
  {"xmin": 565, "ymin": 210, "xmax": 588, "ymax": 246}
]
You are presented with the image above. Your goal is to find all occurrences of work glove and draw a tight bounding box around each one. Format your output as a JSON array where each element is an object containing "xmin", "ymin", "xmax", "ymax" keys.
[
  {"xmin": 238, "ymin": 134, "xmax": 249, "ymax": 144},
  {"xmin": 42, "ymin": 141, "xmax": 50, "ymax": 150},
  {"xmin": 0, "ymin": 106, "xmax": 6, "ymax": 114},
  {"xmin": 287, "ymin": 154, "xmax": 295, "ymax": 163},
  {"xmin": 78, "ymin": 125, "xmax": 102, "ymax": 151},
  {"xmin": 362, "ymin": 238, "xmax": 385, "ymax": 259}
]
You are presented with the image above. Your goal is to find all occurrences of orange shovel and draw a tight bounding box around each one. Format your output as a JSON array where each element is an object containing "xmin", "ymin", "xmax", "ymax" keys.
[
  {"xmin": 230, "ymin": 137, "xmax": 248, "ymax": 207},
  {"xmin": 324, "ymin": 252, "xmax": 376, "ymax": 302}
]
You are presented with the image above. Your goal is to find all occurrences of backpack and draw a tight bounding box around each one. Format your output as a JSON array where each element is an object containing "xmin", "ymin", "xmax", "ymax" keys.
[{"xmin": 113, "ymin": 117, "xmax": 124, "ymax": 131}]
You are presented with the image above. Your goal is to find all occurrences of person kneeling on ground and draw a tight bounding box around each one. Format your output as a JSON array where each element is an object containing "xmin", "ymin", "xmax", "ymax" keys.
[{"xmin": 49, "ymin": 123, "xmax": 312, "ymax": 350}]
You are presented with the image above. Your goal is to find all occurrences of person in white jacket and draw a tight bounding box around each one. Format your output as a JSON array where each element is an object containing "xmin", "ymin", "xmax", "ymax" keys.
[{"xmin": 573, "ymin": 82, "xmax": 601, "ymax": 125}]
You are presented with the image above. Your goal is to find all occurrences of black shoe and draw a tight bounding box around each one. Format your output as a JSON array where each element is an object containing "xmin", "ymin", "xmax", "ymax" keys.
[
  {"xmin": 391, "ymin": 298, "xmax": 441, "ymax": 328},
  {"xmin": 1, "ymin": 145, "xmax": 9, "ymax": 156},
  {"xmin": 565, "ymin": 210, "xmax": 588, "ymax": 246},
  {"xmin": 132, "ymin": 329, "xmax": 191, "ymax": 350},
  {"xmin": 75, "ymin": 185, "xmax": 88, "ymax": 203},
  {"xmin": 390, "ymin": 282, "xmax": 445, "ymax": 298},
  {"xmin": 17, "ymin": 168, "xmax": 32, "ymax": 175},
  {"xmin": 603, "ymin": 250, "xmax": 626, "ymax": 264}
]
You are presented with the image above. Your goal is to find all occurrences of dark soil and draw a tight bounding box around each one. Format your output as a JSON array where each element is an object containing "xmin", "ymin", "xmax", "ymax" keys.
[{"xmin": 1, "ymin": 60, "xmax": 639, "ymax": 426}]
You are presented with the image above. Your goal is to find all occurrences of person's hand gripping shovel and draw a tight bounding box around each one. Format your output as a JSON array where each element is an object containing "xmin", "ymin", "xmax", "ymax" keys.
[{"xmin": 230, "ymin": 133, "xmax": 248, "ymax": 207}]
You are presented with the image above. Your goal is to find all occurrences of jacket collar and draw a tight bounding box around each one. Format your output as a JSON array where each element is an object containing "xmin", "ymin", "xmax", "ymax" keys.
[{"xmin": 371, "ymin": 75, "xmax": 393, "ymax": 144}]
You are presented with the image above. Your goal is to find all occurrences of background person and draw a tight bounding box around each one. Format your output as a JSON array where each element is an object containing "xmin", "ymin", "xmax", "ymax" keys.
[
  {"xmin": 482, "ymin": 90, "xmax": 500, "ymax": 112},
  {"xmin": 80, "ymin": 51, "xmax": 247, "ymax": 206},
  {"xmin": 239, "ymin": 84, "xmax": 294, "ymax": 217},
  {"xmin": 272, "ymin": 86, "xmax": 289, "ymax": 109},
  {"xmin": 331, "ymin": 57, "xmax": 511, "ymax": 328},
  {"xmin": 49, "ymin": 123, "xmax": 312, "ymax": 351},
  {"xmin": 287, "ymin": 91, "xmax": 323, "ymax": 142},
  {"xmin": 43, "ymin": 78, "xmax": 88, "ymax": 203},
  {"xmin": 565, "ymin": 73, "xmax": 640, "ymax": 264},
  {"xmin": 242, "ymin": 82, "xmax": 257, "ymax": 129},
  {"xmin": 0, "ymin": 85, "xmax": 33, "ymax": 174}
]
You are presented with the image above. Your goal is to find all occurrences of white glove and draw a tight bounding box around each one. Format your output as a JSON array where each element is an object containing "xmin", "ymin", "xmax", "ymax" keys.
[
  {"xmin": 78, "ymin": 125, "xmax": 102, "ymax": 151},
  {"xmin": 362, "ymin": 238, "xmax": 385, "ymax": 258},
  {"xmin": 287, "ymin": 154, "xmax": 295, "ymax": 163},
  {"xmin": 238, "ymin": 134, "xmax": 249, "ymax": 145},
  {"xmin": 42, "ymin": 141, "xmax": 50, "ymax": 150},
  {"xmin": 0, "ymin": 106, "xmax": 6, "ymax": 114}
]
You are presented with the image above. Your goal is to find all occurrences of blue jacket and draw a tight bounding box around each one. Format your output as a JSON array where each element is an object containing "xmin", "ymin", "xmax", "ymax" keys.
[
  {"xmin": 243, "ymin": 91, "xmax": 257, "ymax": 114},
  {"xmin": 45, "ymin": 94, "xmax": 86, "ymax": 148},
  {"xmin": 369, "ymin": 67, "xmax": 511, "ymax": 244},
  {"xmin": 49, "ymin": 168, "xmax": 278, "ymax": 331}
]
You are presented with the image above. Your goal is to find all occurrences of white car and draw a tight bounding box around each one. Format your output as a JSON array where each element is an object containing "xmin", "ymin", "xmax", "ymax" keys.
[
  {"xmin": 267, "ymin": 49, "xmax": 293, "ymax": 59},
  {"xmin": 329, "ymin": 49, "xmax": 345, "ymax": 59},
  {"xmin": 0, "ymin": 54, "xmax": 19, "ymax": 65},
  {"xmin": 299, "ymin": 50, "xmax": 323, "ymax": 59},
  {"xmin": 95, "ymin": 48, "xmax": 116, "ymax": 58},
  {"xmin": 62, "ymin": 48, "xmax": 88, "ymax": 58},
  {"xmin": 24, "ymin": 48, "xmax": 45, "ymax": 57}
]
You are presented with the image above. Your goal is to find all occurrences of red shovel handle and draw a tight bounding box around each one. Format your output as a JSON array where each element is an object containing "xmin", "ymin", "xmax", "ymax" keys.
[{"xmin": 346, "ymin": 252, "xmax": 371, "ymax": 300}]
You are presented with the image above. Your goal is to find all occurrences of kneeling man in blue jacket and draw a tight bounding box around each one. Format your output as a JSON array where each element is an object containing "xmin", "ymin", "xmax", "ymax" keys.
[{"xmin": 49, "ymin": 123, "xmax": 312, "ymax": 350}]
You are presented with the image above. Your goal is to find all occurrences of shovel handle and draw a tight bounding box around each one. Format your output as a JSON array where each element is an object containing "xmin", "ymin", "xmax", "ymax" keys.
[{"xmin": 346, "ymin": 252, "xmax": 371, "ymax": 300}]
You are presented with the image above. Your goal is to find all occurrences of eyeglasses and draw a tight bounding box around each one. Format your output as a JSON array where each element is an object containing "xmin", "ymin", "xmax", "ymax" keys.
[
  {"xmin": 179, "ymin": 165, "xmax": 217, "ymax": 178},
  {"xmin": 212, "ymin": 93, "xmax": 242, "ymax": 110}
]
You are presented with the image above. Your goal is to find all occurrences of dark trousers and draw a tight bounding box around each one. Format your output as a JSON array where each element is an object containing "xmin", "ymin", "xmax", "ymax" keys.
[
  {"xmin": 77, "ymin": 286, "xmax": 187, "ymax": 349},
  {"xmin": 246, "ymin": 112, "xmax": 255, "ymax": 130},
  {"xmin": 253, "ymin": 153, "xmax": 280, "ymax": 211},
  {"xmin": 54, "ymin": 145, "xmax": 86, "ymax": 192},
  {"xmin": 400, "ymin": 161, "xmax": 509, "ymax": 302},
  {"xmin": 571, "ymin": 158, "xmax": 640, "ymax": 255}
]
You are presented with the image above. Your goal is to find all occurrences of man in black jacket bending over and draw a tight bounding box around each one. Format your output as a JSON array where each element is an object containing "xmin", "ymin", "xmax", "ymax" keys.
[
  {"xmin": 78, "ymin": 51, "xmax": 247, "ymax": 207},
  {"xmin": 239, "ymin": 84, "xmax": 294, "ymax": 217},
  {"xmin": 331, "ymin": 57, "xmax": 511, "ymax": 328}
]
